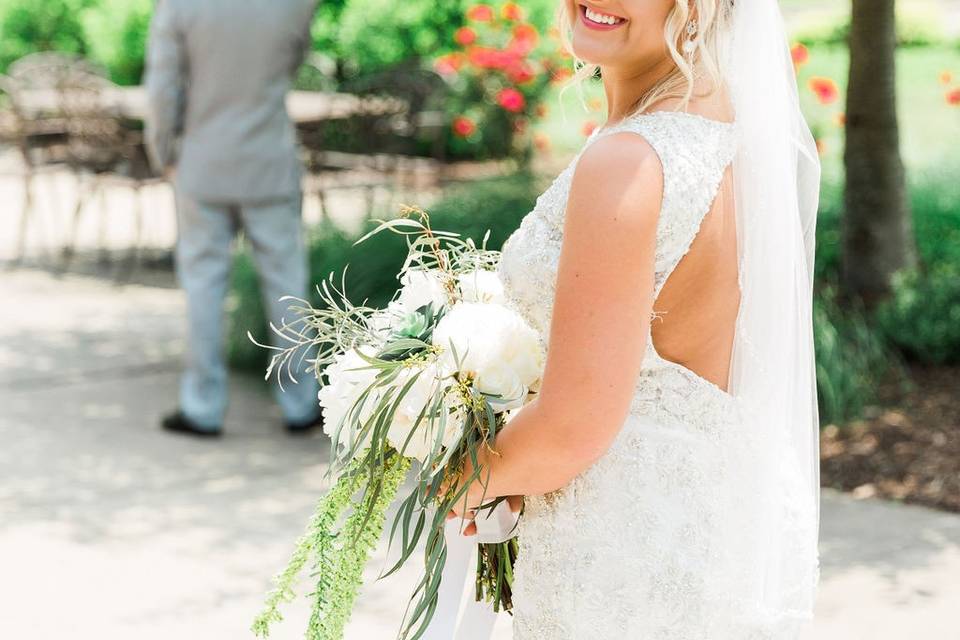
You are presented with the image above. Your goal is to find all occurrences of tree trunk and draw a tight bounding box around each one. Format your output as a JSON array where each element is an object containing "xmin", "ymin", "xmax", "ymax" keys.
[{"xmin": 842, "ymin": 0, "xmax": 915, "ymax": 307}]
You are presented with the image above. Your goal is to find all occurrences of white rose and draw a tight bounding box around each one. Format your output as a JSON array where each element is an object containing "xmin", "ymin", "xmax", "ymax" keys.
[
  {"xmin": 398, "ymin": 269, "xmax": 449, "ymax": 313},
  {"xmin": 432, "ymin": 302, "xmax": 543, "ymax": 410},
  {"xmin": 318, "ymin": 348, "xmax": 380, "ymax": 457},
  {"xmin": 385, "ymin": 364, "xmax": 464, "ymax": 461},
  {"xmin": 458, "ymin": 270, "xmax": 506, "ymax": 305}
]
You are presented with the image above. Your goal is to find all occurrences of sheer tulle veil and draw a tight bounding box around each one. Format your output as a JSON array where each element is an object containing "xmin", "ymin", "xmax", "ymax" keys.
[{"xmin": 723, "ymin": 0, "xmax": 821, "ymax": 620}]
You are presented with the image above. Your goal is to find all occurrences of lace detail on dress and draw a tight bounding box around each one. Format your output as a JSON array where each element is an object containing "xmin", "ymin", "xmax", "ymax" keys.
[{"xmin": 498, "ymin": 111, "xmax": 813, "ymax": 639}]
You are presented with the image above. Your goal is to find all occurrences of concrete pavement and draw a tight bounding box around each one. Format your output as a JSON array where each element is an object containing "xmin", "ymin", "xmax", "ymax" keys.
[{"xmin": 0, "ymin": 268, "xmax": 958, "ymax": 639}]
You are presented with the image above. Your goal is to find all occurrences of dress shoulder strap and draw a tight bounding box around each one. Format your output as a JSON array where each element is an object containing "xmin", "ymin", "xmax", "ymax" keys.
[{"xmin": 590, "ymin": 111, "xmax": 739, "ymax": 298}]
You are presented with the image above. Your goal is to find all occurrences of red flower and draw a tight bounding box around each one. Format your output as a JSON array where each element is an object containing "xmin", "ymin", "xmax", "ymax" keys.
[
  {"xmin": 467, "ymin": 4, "xmax": 494, "ymax": 21},
  {"xmin": 468, "ymin": 46, "xmax": 518, "ymax": 70},
  {"xmin": 501, "ymin": 2, "xmax": 523, "ymax": 21},
  {"xmin": 455, "ymin": 26, "xmax": 477, "ymax": 46},
  {"xmin": 947, "ymin": 88, "xmax": 960, "ymax": 106},
  {"xmin": 581, "ymin": 120, "xmax": 598, "ymax": 136},
  {"xmin": 791, "ymin": 43, "xmax": 809, "ymax": 68},
  {"xmin": 434, "ymin": 53, "xmax": 465, "ymax": 75},
  {"xmin": 497, "ymin": 87, "xmax": 526, "ymax": 113},
  {"xmin": 506, "ymin": 61, "xmax": 536, "ymax": 84},
  {"xmin": 808, "ymin": 77, "xmax": 839, "ymax": 105},
  {"xmin": 939, "ymin": 70, "xmax": 953, "ymax": 86},
  {"xmin": 508, "ymin": 23, "xmax": 539, "ymax": 55},
  {"xmin": 452, "ymin": 116, "xmax": 477, "ymax": 137}
]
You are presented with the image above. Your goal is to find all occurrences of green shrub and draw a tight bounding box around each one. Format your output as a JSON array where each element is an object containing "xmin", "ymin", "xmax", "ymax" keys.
[
  {"xmin": 877, "ymin": 264, "xmax": 960, "ymax": 365},
  {"xmin": 80, "ymin": 0, "xmax": 151, "ymax": 86},
  {"xmin": 814, "ymin": 289, "xmax": 901, "ymax": 426},
  {"xmin": 0, "ymin": 0, "xmax": 95, "ymax": 72},
  {"xmin": 435, "ymin": 3, "xmax": 568, "ymax": 161},
  {"xmin": 791, "ymin": 8, "xmax": 947, "ymax": 48},
  {"xmin": 228, "ymin": 173, "xmax": 543, "ymax": 370},
  {"xmin": 328, "ymin": 0, "xmax": 468, "ymax": 77}
]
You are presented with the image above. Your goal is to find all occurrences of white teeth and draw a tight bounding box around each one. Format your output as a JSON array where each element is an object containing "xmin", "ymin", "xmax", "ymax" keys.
[{"xmin": 584, "ymin": 7, "xmax": 622, "ymax": 25}]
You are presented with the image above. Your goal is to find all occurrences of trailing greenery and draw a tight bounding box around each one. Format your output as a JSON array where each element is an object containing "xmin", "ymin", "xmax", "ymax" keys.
[{"xmin": 252, "ymin": 454, "xmax": 411, "ymax": 639}]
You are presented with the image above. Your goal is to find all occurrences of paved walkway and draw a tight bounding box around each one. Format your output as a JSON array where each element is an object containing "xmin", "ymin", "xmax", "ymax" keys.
[{"xmin": 1, "ymin": 269, "xmax": 958, "ymax": 639}]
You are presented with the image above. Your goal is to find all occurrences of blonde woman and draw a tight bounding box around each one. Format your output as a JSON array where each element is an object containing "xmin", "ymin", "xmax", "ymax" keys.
[{"xmin": 451, "ymin": 0, "xmax": 822, "ymax": 637}]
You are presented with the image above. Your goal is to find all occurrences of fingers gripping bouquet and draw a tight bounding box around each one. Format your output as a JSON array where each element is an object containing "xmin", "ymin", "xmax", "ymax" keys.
[{"xmin": 251, "ymin": 208, "xmax": 543, "ymax": 640}]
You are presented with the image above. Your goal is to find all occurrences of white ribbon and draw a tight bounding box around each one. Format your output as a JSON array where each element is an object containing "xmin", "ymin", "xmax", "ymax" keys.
[{"xmin": 420, "ymin": 502, "xmax": 520, "ymax": 639}]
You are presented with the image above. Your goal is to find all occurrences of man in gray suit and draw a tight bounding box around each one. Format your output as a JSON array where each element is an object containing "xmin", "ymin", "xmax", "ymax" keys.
[{"xmin": 145, "ymin": 0, "xmax": 321, "ymax": 436}]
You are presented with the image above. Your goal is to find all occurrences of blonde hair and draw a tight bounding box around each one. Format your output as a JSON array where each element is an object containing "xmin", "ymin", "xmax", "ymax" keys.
[{"xmin": 558, "ymin": 0, "xmax": 734, "ymax": 115}]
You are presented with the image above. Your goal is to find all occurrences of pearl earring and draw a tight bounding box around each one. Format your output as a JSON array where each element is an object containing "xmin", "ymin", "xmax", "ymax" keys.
[{"xmin": 683, "ymin": 19, "xmax": 699, "ymax": 56}]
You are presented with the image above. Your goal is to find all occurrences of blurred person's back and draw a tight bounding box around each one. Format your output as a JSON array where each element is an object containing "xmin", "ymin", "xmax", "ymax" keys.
[
  {"xmin": 145, "ymin": 0, "xmax": 322, "ymax": 437},
  {"xmin": 146, "ymin": 0, "xmax": 315, "ymax": 202}
]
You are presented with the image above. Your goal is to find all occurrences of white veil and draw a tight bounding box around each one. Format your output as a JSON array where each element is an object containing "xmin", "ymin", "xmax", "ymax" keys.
[{"xmin": 724, "ymin": 0, "xmax": 821, "ymax": 621}]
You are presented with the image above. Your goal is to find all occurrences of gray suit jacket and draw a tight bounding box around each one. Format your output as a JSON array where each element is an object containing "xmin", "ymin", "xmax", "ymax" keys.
[{"xmin": 145, "ymin": 0, "xmax": 316, "ymax": 203}]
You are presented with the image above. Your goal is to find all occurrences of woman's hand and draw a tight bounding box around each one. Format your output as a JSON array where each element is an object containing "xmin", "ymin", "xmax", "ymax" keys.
[{"xmin": 447, "ymin": 495, "xmax": 523, "ymax": 537}]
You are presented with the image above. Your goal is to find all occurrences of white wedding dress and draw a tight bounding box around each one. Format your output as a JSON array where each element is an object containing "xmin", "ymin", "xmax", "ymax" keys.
[{"xmin": 497, "ymin": 110, "xmax": 817, "ymax": 639}]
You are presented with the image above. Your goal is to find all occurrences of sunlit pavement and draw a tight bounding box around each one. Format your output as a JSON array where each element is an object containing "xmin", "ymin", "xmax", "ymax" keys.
[{"xmin": 1, "ymin": 269, "xmax": 957, "ymax": 639}]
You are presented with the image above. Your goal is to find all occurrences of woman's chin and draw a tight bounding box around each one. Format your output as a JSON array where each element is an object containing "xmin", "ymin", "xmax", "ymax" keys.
[{"xmin": 569, "ymin": 38, "xmax": 613, "ymax": 68}]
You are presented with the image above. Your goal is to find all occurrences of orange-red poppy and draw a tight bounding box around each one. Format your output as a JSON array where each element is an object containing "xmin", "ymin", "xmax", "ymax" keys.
[
  {"xmin": 808, "ymin": 77, "xmax": 840, "ymax": 105},
  {"xmin": 947, "ymin": 88, "xmax": 960, "ymax": 106},
  {"xmin": 452, "ymin": 116, "xmax": 477, "ymax": 137},
  {"xmin": 455, "ymin": 27, "xmax": 477, "ymax": 46},
  {"xmin": 466, "ymin": 4, "xmax": 494, "ymax": 21},
  {"xmin": 939, "ymin": 70, "xmax": 953, "ymax": 86},
  {"xmin": 791, "ymin": 43, "xmax": 809, "ymax": 68},
  {"xmin": 501, "ymin": 2, "xmax": 524, "ymax": 21}
]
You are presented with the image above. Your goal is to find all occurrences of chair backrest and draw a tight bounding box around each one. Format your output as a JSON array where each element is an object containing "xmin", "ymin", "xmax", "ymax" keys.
[{"xmin": 8, "ymin": 52, "xmax": 108, "ymax": 91}]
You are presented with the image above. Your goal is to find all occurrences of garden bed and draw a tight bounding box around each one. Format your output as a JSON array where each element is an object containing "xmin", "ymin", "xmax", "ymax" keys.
[{"xmin": 820, "ymin": 364, "xmax": 960, "ymax": 513}]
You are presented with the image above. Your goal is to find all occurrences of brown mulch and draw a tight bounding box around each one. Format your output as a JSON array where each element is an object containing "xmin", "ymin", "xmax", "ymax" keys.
[{"xmin": 820, "ymin": 365, "xmax": 960, "ymax": 513}]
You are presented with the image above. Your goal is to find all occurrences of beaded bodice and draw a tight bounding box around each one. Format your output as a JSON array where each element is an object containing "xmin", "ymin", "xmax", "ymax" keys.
[{"xmin": 499, "ymin": 110, "xmax": 741, "ymax": 421}]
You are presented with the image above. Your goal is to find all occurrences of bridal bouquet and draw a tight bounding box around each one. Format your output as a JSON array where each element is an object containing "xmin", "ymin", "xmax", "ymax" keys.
[{"xmin": 251, "ymin": 208, "xmax": 542, "ymax": 640}]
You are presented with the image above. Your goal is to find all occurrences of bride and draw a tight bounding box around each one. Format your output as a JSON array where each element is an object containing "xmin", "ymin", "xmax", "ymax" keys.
[{"xmin": 449, "ymin": 0, "xmax": 821, "ymax": 637}]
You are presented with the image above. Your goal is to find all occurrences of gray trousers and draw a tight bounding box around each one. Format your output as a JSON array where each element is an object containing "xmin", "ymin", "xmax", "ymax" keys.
[{"xmin": 175, "ymin": 190, "xmax": 318, "ymax": 429}]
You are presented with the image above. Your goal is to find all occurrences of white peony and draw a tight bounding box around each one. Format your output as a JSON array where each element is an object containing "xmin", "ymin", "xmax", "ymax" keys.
[
  {"xmin": 431, "ymin": 302, "xmax": 544, "ymax": 411},
  {"xmin": 385, "ymin": 364, "xmax": 465, "ymax": 462},
  {"xmin": 398, "ymin": 269, "xmax": 450, "ymax": 313},
  {"xmin": 318, "ymin": 348, "xmax": 380, "ymax": 457},
  {"xmin": 457, "ymin": 270, "xmax": 506, "ymax": 305}
]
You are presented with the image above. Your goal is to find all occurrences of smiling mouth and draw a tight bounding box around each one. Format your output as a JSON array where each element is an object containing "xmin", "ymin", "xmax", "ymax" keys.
[{"xmin": 578, "ymin": 3, "xmax": 627, "ymax": 29}]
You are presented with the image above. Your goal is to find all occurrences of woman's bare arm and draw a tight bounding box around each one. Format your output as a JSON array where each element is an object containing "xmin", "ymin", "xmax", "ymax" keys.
[{"xmin": 456, "ymin": 132, "xmax": 663, "ymax": 509}]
